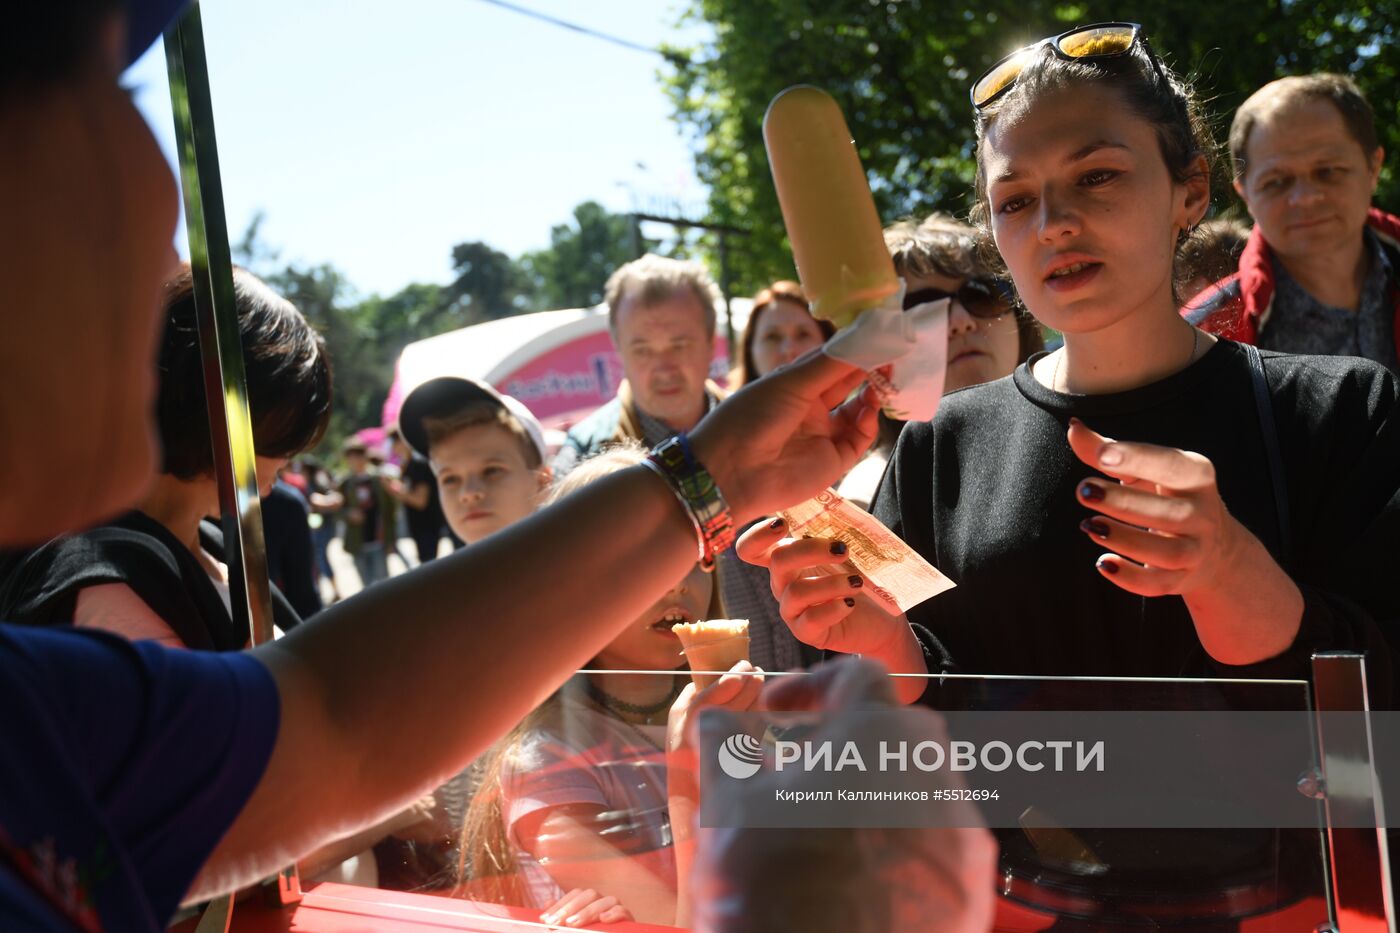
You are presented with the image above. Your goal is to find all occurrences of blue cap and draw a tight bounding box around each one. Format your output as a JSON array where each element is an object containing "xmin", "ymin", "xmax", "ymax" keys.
[{"xmin": 125, "ymin": 0, "xmax": 189, "ymax": 67}]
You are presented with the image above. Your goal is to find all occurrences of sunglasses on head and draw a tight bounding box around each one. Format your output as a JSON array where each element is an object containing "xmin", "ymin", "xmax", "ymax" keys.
[
  {"xmin": 970, "ymin": 22, "xmax": 1166, "ymax": 111},
  {"xmin": 903, "ymin": 279, "xmax": 1015, "ymax": 319}
]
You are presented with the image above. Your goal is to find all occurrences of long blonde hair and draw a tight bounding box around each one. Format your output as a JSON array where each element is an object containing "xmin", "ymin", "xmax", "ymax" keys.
[{"xmin": 455, "ymin": 443, "xmax": 652, "ymax": 904}]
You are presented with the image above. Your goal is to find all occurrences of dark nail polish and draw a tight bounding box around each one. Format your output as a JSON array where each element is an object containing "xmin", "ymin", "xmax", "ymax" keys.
[
  {"xmin": 1080, "ymin": 518, "xmax": 1110, "ymax": 538},
  {"xmin": 768, "ymin": 517, "xmax": 785, "ymax": 529},
  {"xmin": 843, "ymin": 597, "xmax": 856, "ymax": 608},
  {"xmin": 830, "ymin": 541, "xmax": 848, "ymax": 556},
  {"xmin": 1096, "ymin": 557, "xmax": 1119, "ymax": 575},
  {"xmin": 848, "ymin": 574, "xmax": 863, "ymax": 588},
  {"xmin": 1079, "ymin": 482, "xmax": 1105, "ymax": 501}
]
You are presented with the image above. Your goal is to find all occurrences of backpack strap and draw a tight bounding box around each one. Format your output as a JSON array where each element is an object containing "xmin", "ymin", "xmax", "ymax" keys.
[
  {"xmin": 0, "ymin": 514, "xmax": 245, "ymax": 650},
  {"xmin": 1243, "ymin": 343, "xmax": 1291, "ymax": 564}
]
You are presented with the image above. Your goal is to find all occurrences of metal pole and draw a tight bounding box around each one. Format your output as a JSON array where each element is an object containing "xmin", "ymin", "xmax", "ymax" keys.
[
  {"xmin": 165, "ymin": 1, "xmax": 302, "ymax": 915},
  {"xmin": 1311, "ymin": 652, "xmax": 1394, "ymax": 931},
  {"xmin": 165, "ymin": 1, "xmax": 274, "ymax": 648}
]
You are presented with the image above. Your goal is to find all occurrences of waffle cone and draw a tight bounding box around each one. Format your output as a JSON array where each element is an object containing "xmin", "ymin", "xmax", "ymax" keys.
[{"xmin": 672, "ymin": 619, "xmax": 750, "ymax": 689}]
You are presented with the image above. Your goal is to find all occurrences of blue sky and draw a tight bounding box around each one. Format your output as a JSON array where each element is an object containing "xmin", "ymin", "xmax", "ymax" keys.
[{"xmin": 126, "ymin": 0, "xmax": 710, "ymax": 298}]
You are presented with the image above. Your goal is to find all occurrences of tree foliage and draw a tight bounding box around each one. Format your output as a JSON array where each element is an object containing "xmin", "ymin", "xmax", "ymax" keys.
[
  {"xmin": 518, "ymin": 200, "xmax": 642, "ymax": 309},
  {"xmin": 662, "ymin": 0, "xmax": 1400, "ymax": 293},
  {"xmin": 234, "ymin": 200, "xmax": 644, "ymax": 453}
]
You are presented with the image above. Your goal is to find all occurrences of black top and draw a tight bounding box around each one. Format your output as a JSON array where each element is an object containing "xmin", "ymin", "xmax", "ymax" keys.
[
  {"xmin": 0, "ymin": 510, "xmax": 301, "ymax": 650},
  {"xmin": 873, "ymin": 340, "xmax": 1400, "ymax": 703},
  {"xmin": 401, "ymin": 455, "xmax": 446, "ymax": 540},
  {"xmin": 263, "ymin": 480, "xmax": 321, "ymax": 620}
]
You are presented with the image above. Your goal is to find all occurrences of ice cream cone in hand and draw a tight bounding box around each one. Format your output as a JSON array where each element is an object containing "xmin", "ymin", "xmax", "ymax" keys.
[{"xmin": 672, "ymin": 619, "xmax": 751, "ymax": 689}]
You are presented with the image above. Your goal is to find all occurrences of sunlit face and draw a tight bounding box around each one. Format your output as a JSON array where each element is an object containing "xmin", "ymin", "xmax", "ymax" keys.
[
  {"xmin": 613, "ymin": 289, "xmax": 715, "ymax": 429},
  {"xmin": 593, "ymin": 562, "xmax": 713, "ymax": 672},
  {"xmin": 751, "ymin": 298, "xmax": 825, "ymax": 378},
  {"xmin": 0, "ymin": 46, "xmax": 180, "ymax": 545},
  {"xmin": 982, "ymin": 84, "xmax": 1205, "ymax": 336},
  {"xmin": 1235, "ymin": 99, "xmax": 1382, "ymax": 264},
  {"xmin": 431, "ymin": 422, "xmax": 549, "ymax": 545},
  {"xmin": 905, "ymin": 271, "xmax": 1022, "ymax": 393}
]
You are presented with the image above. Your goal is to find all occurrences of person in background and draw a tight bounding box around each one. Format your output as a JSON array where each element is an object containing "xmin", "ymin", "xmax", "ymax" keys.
[
  {"xmin": 554, "ymin": 254, "xmax": 725, "ymax": 475},
  {"xmin": 1176, "ymin": 217, "xmax": 1251, "ymax": 304},
  {"xmin": 339, "ymin": 436, "xmax": 393, "ymax": 588},
  {"xmin": 552, "ymin": 256, "xmax": 803, "ymax": 668},
  {"xmin": 301, "ymin": 455, "xmax": 344, "ymax": 602},
  {"xmin": 731, "ymin": 280, "xmax": 834, "ymax": 386},
  {"xmin": 1190, "ymin": 73, "xmax": 1398, "ymax": 373},
  {"xmin": 262, "ymin": 472, "xmax": 321, "ymax": 621},
  {"xmin": 384, "ymin": 427, "xmax": 448, "ymax": 565},
  {"xmin": 397, "ymin": 376, "xmax": 551, "ymax": 547},
  {"xmin": 838, "ymin": 213, "xmax": 1043, "ymax": 509}
]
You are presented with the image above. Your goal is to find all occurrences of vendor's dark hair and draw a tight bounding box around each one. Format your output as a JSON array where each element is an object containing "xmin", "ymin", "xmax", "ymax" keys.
[
  {"xmin": 1, "ymin": 2, "xmax": 123, "ymax": 97},
  {"xmin": 157, "ymin": 264, "xmax": 333, "ymax": 479},
  {"xmin": 968, "ymin": 34, "xmax": 1216, "ymax": 307}
]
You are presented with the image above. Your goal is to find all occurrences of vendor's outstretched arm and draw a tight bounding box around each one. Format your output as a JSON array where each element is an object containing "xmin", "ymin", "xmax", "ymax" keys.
[{"xmin": 189, "ymin": 351, "xmax": 878, "ymax": 901}]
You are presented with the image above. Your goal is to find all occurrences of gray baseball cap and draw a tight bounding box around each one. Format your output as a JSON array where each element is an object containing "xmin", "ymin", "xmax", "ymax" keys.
[{"xmin": 397, "ymin": 377, "xmax": 547, "ymax": 464}]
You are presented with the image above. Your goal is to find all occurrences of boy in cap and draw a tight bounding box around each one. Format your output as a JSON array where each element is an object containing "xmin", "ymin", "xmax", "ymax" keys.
[
  {"xmin": 340, "ymin": 437, "xmax": 394, "ymax": 587},
  {"xmin": 398, "ymin": 378, "xmax": 552, "ymax": 545}
]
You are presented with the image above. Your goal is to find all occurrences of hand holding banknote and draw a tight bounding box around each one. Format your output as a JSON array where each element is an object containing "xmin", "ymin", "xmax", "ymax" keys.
[{"xmin": 737, "ymin": 498, "xmax": 942, "ymax": 705}]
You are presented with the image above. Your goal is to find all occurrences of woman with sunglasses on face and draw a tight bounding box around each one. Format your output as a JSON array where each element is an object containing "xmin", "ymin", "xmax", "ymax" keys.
[
  {"xmin": 889, "ymin": 213, "xmax": 1042, "ymax": 393},
  {"xmin": 839, "ymin": 213, "xmax": 1043, "ymax": 508},
  {"xmin": 744, "ymin": 23, "xmax": 1400, "ymax": 923}
]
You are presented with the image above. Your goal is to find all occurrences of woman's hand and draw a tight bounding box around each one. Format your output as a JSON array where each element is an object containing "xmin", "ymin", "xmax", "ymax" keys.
[
  {"xmin": 539, "ymin": 887, "xmax": 635, "ymax": 927},
  {"xmin": 690, "ymin": 350, "xmax": 879, "ymax": 524},
  {"xmin": 736, "ymin": 519, "xmax": 928, "ymax": 704},
  {"xmin": 1068, "ymin": 418, "xmax": 1303, "ymax": 664}
]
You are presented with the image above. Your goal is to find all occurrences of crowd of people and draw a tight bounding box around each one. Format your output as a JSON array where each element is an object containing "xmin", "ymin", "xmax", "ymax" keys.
[{"xmin": 2, "ymin": 4, "xmax": 1398, "ymax": 932}]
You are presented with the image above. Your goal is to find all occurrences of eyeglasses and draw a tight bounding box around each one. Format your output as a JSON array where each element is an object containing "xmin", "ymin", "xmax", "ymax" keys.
[
  {"xmin": 970, "ymin": 22, "xmax": 1166, "ymax": 111},
  {"xmin": 903, "ymin": 279, "xmax": 1015, "ymax": 319}
]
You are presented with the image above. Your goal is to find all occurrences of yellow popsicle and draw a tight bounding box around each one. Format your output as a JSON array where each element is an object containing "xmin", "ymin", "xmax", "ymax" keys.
[{"xmin": 764, "ymin": 85, "xmax": 900, "ymax": 329}]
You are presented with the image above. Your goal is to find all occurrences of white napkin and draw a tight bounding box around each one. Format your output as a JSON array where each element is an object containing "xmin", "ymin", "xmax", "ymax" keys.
[{"xmin": 822, "ymin": 282, "xmax": 948, "ymax": 422}]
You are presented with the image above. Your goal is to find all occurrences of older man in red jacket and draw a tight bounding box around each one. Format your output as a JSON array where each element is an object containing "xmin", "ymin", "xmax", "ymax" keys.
[{"xmin": 1188, "ymin": 73, "xmax": 1398, "ymax": 374}]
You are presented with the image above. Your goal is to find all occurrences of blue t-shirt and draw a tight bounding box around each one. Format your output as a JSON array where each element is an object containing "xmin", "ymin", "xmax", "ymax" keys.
[{"xmin": 0, "ymin": 626, "xmax": 279, "ymax": 930}]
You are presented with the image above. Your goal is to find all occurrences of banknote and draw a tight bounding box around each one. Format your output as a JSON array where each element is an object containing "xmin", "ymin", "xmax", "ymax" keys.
[{"xmin": 777, "ymin": 488, "xmax": 955, "ymax": 615}]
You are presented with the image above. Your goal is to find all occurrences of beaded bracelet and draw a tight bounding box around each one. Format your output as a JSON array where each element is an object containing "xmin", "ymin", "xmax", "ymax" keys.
[{"xmin": 642, "ymin": 433, "xmax": 736, "ymax": 571}]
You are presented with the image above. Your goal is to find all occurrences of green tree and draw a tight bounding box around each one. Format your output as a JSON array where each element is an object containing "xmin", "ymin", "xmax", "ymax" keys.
[
  {"xmin": 664, "ymin": 0, "xmax": 1399, "ymax": 293},
  {"xmin": 518, "ymin": 200, "xmax": 641, "ymax": 308},
  {"xmin": 262, "ymin": 262, "xmax": 389, "ymax": 445},
  {"xmin": 446, "ymin": 240, "xmax": 524, "ymax": 323}
]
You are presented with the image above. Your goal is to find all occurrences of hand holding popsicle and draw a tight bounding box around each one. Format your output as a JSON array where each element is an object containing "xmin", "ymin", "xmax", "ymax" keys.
[
  {"xmin": 764, "ymin": 86, "xmax": 948, "ymax": 422},
  {"xmin": 763, "ymin": 86, "xmax": 901, "ymax": 329}
]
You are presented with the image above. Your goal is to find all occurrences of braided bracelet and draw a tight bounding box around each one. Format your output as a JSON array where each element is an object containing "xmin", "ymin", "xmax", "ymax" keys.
[{"xmin": 642, "ymin": 433, "xmax": 736, "ymax": 571}]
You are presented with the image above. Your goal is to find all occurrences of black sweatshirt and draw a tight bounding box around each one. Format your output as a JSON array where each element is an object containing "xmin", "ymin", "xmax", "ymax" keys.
[{"xmin": 873, "ymin": 340, "xmax": 1400, "ymax": 705}]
